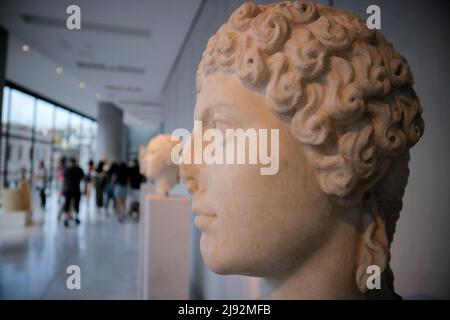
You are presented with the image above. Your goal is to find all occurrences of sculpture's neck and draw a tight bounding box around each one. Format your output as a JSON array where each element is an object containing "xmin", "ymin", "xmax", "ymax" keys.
[{"xmin": 265, "ymin": 219, "xmax": 365, "ymax": 299}]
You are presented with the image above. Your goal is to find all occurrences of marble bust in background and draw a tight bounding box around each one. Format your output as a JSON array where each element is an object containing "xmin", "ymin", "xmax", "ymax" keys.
[
  {"xmin": 140, "ymin": 134, "xmax": 180, "ymax": 196},
  {"xmin": 180, "ymin": 1, "xmax": 424, "ymax": 299}
]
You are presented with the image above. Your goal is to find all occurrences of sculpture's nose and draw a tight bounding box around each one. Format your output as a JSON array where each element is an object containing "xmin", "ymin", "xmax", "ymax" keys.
[
  {"xmin": 180, "ymin": 164, "xmax": 199, "ymax": 194},
  {"xmin": 180, "ymin": 132, "xmax": 200, "ymax": 194}
]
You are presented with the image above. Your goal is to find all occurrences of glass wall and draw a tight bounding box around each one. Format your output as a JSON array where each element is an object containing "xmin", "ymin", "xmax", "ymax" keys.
[
  {"xmin": 69, "ymin": 114, "xmax": 81, "ymax": 143},
  {"xmin": 34, "ymin": 99, "xmax": 54, "ymax": 175},
  {"xmin": 0, "ymin": 85, "xmax": 97, "ymax": 190},
  {"xmin": 6, "ymin": 89, "xmax": 35, "ymax": 183},
  {"xmin": 53, "ymin": 107, "xmax": 70, "ymax": 149},
  {"xmin": 79, "ymin": 118, "xmax": 96, "ymax": 171}
]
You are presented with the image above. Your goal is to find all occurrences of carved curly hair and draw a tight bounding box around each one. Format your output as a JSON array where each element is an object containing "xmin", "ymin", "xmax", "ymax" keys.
[{"xmin": 196, "ymin": 1, "xmax": 424, "ymax": 296}]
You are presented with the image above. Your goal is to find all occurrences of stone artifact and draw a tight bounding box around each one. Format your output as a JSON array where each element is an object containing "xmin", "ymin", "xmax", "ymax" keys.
[
  {"xmin": 138, "ymin": 146, "xmax": 147, "ymax": 176},
  {"xmin": 180, "ymin": 1, "xmax": 424, "ymax": 299},
  {"xmin": 140, "ymin": 134, "xmax": 180, "ymax": 196}
]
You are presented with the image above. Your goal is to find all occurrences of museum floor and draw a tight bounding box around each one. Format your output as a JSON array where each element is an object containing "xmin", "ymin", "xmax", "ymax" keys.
[{"xmin": 0, "ymin": 193, "xmax": 139, "ymax": 299}]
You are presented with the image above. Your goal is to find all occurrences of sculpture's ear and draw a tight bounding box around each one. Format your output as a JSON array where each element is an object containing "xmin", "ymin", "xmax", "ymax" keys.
[{"xmin": 355, "ymin": 198, "xmax": 390, "ymax": 293}]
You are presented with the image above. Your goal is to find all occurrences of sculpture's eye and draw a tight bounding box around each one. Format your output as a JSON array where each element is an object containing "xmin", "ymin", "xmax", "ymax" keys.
[
  {"xmin": 213, "ymin": 119, "xmax": 231, "ymax": 133},
  {"xmin": 210, "ymin": 112, "xmax": 233, "ymax": 134}
]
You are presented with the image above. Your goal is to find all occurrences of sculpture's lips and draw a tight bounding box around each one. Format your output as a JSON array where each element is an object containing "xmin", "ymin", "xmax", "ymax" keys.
[
  {"xmin": 192, "ymin": 204, "xmax": 217, "ymax": 230},
  {"xmin": 194, "ymin": 215, "xmax": 216, "ymax": 230}
]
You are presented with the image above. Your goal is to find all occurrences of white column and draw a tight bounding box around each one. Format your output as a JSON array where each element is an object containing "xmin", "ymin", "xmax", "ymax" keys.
[{"xmin": 96, "ymin": 102, "xmax": 124, "ymax": 163}]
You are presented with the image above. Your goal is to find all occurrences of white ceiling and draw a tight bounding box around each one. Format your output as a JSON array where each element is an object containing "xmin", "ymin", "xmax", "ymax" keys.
[{"xmin": 0, "ymin": 0, "xmax": 202, "ymax": 127}]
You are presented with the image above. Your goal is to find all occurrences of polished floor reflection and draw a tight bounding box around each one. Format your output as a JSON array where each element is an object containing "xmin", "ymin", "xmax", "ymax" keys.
[{"xmin": 0, "ymin": 193, "xmax": 138, "ymax": 299}]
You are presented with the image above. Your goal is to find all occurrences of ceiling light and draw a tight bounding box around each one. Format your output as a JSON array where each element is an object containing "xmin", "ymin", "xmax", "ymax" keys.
[
  {"xmin": 79, "ymin": 81, "xmax": 86, "ymax": 89},
  {"xmin": 56, "ymin": 67, "xmax": 63, "ymax": 74},
  {"xmin": 21, "ymin": 44, "xmax": 30, "ymax": 52}
]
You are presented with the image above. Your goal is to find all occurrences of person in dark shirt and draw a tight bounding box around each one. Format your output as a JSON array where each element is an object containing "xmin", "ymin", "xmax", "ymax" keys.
[
  {"xmin": 126, "ymin": 159, "xmax": 144, "ymax": 221},
  {"xmin": 128, "ymin": 159, "xmax": 144, "ymax": 189},
  {"xmin": 94, "ymin": 161, "xmax": 106, "ymax": 211},
  {"xmin": 84, "ymin": 159, "xmax": 95, "ymax": 198},
  {"xmin": 63, "ymin": 157, "xmax": 84, "ymax": 227},
  {"xmin": 114, "ymin": 162, "xmax": 128, "ymax": 223},
  {"xmin": 104, "ymin": 162, "xmax": 117, "ymax": 215}
]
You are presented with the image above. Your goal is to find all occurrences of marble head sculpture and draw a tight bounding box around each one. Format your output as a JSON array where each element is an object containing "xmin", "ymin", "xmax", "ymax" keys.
[
  {"xmin": 180, "ymin": 1, "xmax": 424, "ymax": 299},
  {"xmin": 138, "ymin": 146, "xmax": 148, "ymax": 176},
  {"xmin": 141, "ymin": 134, "xmax": 180, "ymax": 196}
]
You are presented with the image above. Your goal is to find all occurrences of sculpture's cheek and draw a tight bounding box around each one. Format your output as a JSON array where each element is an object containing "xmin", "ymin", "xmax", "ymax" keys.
[{"xmin": 196, "ymin": 123, "xmax": 336, "ymax": 277}]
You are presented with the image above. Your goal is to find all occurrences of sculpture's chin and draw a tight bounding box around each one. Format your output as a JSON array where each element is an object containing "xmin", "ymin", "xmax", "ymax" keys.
[
  {"xmin": 200, "ymin": 233, "xmax": 232, "ymax": 275},
  {"xmin": 199, "ymin": 233, "xmax": 256, "ymax": 276},
  {"xmin": 202, "ymin": 257, "xmax": 230, "ymax": 275}
]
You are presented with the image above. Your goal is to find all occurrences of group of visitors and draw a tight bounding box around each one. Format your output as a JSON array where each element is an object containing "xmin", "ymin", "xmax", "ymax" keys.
[
  {"xmin": 93, "ymin": 159, "xmax": 144, "ymax": 223},
  {"xmin": 33, "ymin": 157, "xmax": 144, "ymax": 227}
]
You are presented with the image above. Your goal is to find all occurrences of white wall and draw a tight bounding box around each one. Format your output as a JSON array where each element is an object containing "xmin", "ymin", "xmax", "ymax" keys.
[
  {"xmin": 162, "ymin": 0, "xmax": 450, "ymax": 299},
  {"xmin": 126, "ymin": 125, "xmax": 160, "ymax": 159},
  {"xmin": 333, "ymin": 0, "xmax": 450, "ymax": 300}
]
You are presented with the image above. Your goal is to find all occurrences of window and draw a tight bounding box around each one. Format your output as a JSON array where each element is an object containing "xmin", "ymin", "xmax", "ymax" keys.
[
  {"xmin": 1, "ymin": 85, "xmax": 97, "ymax": 189},
  {"xmin": 54, "ymin": 107, "xmax": 70, "ymax": 149},
  {"xmin": 79, "ymin": 118, "xmax": 93, "ymax": 170},
  {"xmin": 68, "ymin": 113, "xmax": 82, "ymax": 149},
  {"xmin": 90, "ymin": 121, "xmax": 98, "ymax": 160},
  {"xmin": 35, "ymin": 99, "xmax": 54, "ymax": 141},
  {"xmin": 80, "ymin": 118, "xmax": 91, "ymax": 145},
  {"xmin": 9, "ymin": 89, "xmax": 35, "ymax": 137}
]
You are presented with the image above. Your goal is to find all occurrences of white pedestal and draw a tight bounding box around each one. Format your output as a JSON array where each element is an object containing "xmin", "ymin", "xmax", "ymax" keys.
[
  {"xmin": 139, "ymin": 182, "xmax": 155, "ymax": 205},
  {"xmin": 139, "ymin": 194, "xmax": 190, "ymax": 300},
  {"xmin": 0, "ymin": 210, "xmax": 31, "ymax": 227},
  {"xmin": 137, "ymin": 182, "xmax": 155, "ymax": 299}
]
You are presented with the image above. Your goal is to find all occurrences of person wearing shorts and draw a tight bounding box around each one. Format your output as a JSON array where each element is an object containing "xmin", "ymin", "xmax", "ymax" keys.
[
  {"xmin": 114, "ymin": 162, "xmax": 128, "ymax": 223},
  {"xmin": 63, "ymin": 158, "xmax": 84, "ymax": 227},
  {"xmin": 126, "ymin": 159, "xmax": 144, "ymax": 220}
]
